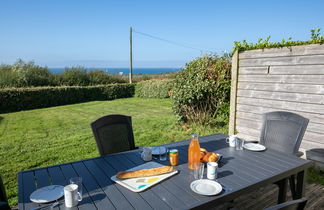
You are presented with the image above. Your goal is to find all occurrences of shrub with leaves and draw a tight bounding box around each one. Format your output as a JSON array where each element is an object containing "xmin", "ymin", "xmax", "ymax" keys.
[
  {"xmin": 171, "ymin": 55, "xmax": 231, "ymax": 125},
  {"xmin": 0, "ymin": 64, "xmax": 21, "ymax": 88},
  {"xmin": 0, "ymin": 60, "xmax": 52, "ymax": 87},
  {"xmin": 88, "ymin": 70, "xmax": 125, "ymax": 85},
  {"xmin": 233, "ymin": 28, "xmax": 324, "ymax": 52},
  {"xmin": 135, "ymin": 79, "xmax": 174, "ymax": 98},
  {"xmin": 60, "ymin": 66, "xmax": 89, "ymax": 86},
  {"xmin": 0, "ymin": 84, "xmax": 135, "ymax": 113}
]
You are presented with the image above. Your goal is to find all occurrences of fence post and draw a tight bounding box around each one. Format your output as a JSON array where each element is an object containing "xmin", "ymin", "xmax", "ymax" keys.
[{"xmin": 229, "ymin": 50, "xmax": 239, "ymax": 135}]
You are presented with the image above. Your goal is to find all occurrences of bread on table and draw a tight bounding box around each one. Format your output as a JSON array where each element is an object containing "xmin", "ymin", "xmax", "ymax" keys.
[
  {"xmin": 200, "ymin": 148, "xmax": 208, "ymax": 158},
  {"xmin": 200, "ymin": 148, "xmax": 219, "ymax": 162},
  {"xmin": 202, "ymin": 152, "xmax": 219, "ymax": 162},
  {"xmin": 116, "ymin": 166, "xmax": 174, "ymax": 179}
]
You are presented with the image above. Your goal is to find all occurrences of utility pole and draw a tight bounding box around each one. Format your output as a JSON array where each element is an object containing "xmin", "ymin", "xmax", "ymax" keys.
[{"xmin": 129, "ymin": 26, "xmax": 133, "ymax": 83}]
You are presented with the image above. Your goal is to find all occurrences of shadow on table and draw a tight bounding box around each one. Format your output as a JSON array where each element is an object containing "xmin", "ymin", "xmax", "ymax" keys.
[
  {"xmin": 218, "ymin": 170, "xmax": 233, "ymax": 179},
  {"xmin": 218, "ymin": 156, "xmax": 235, "ymax": 168},
  {"xmin": 90, "ymin": 193, "xmax": 106, "ymax": 203}
]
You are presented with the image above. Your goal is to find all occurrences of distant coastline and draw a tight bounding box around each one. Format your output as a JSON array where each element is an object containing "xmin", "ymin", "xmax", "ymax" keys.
[{"xmin": 49, "ymin": 67, "xmax": 180, "ymax": 75}]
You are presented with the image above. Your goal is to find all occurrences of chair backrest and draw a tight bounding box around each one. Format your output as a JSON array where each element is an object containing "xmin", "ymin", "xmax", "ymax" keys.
[
  {"xmin": 264, "ymin": 197, "xmax": 307, "ymax": 210},
  {"xmin": 260, "ymin": 111, "xmax": 309, "ymax": 155},
  {"xmin": 91, "ymin": 114, "xmax": 136, "ymax": 156},
  {"xmin": 0, "ymin": 176, "xmax": 8, "ymax": 203}
]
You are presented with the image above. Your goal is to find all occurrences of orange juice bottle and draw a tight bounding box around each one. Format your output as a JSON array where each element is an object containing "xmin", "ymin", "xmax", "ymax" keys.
[{"xmin": 188, "ymin": 134, "xmax": 201, "ymax": 170}]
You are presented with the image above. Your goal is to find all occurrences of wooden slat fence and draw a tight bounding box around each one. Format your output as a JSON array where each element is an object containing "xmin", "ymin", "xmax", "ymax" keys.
[{"xmin": 229, "ymin": 44, "xmax": 324, "ymax": 152}]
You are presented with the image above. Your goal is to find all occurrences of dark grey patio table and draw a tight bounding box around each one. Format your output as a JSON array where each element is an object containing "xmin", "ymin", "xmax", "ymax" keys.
[{"xmin": 18, "ymin": 133, "xmax": 312, "ymax": 210}]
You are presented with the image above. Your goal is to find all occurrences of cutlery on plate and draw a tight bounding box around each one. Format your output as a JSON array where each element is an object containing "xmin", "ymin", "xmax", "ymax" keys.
[
  {"xmin": 221, "ymin": 184, "xmax": 232, "ymax": 192},
  {"xmin": 31, "ymin": 201, "xmax": 61, "ymax": 210}
]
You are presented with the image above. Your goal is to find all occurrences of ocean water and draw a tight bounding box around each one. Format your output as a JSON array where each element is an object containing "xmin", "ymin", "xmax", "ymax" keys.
[{"xmin": 49, "ymin": 67, "xmax": 179, "ymax": 75}]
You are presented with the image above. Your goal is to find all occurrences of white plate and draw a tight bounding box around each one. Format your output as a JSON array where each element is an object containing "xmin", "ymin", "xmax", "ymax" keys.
[
  {"xmin": 30, "ymin": 185, "xmax": 64, "ymax": 203},
  {"xmin": 111, "ymin": 162, "xmax": 178, "ymax": 192},
  {"xmin": 243, "ymin": 143, "xmax": 266, "ymax": 151},
  {"xmin": 151, "ymin": 147, "xmax": 167, "ymax": 155},
  {"xmin": 190, "ymin": 179, "xmax": 222, "ymax": 196}
]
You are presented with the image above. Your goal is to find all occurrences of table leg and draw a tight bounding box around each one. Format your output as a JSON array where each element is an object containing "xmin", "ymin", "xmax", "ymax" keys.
[
  {"xmin": 289, "ymin": 174, "xmax": 296, "ymax": 199},
  {"xmin": 277, "ymin": 178, "xmax": 288, "ymax": 203},
  {"xmin": 295, "ymin": 170, "xmax": 306, "ymax": 199}
]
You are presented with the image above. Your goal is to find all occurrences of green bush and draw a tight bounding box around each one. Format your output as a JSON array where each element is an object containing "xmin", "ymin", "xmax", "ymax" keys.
[
  {"xmin": 233, "ymin": 28, "xmax": 324, "ymax": 52},
  {"xmin": 171, "ymin": 54, "xmax": 231, "ymax": 125},
  {"xmin": 0, "ymin": 84, "xmax": 135, "ymax": 113},
  {"xmin": 88, "ymin": 70, "xmax": 125, "ymax": 85},
  {"xmin": 0, "ymin": 62, "xmax": 127, "ymax": 88},
  {"xmin": 60, "ymin": 66, "xmax": 89, "ymax": 86},
  {"xmin": 0, "ymin": 65, "xmax": 21, "ymax": 88},
  {"xmin": 0, "ymin": 60, "xmax": 53, "ymax": 87},
  {"xmin": 135, "ymin": 79, "xmax": 174, "ymax": 98}
]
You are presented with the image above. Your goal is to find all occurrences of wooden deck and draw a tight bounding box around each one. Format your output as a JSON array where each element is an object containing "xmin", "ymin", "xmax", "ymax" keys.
[{"xmin": 214, "ymin": 182, "xmax": 324, "ymax": 209}]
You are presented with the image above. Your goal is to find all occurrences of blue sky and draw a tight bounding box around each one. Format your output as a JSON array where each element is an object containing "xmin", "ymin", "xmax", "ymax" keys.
[{"xmin": 1, "ymin": 0, "xmax": 324, "ymax": 68}]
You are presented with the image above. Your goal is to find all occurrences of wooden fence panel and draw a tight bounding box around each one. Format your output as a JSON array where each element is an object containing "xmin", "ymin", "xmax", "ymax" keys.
[{"xmin": 230, "ymin": 44, "xmax": 324, "ymax": 152}]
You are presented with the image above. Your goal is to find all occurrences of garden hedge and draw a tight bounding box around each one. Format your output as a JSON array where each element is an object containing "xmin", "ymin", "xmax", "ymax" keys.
[
  {"xmin": 135, "ymin": 79, "xmax": 174, "ymax": 98},
  {"xmin": 0, "ymin": 84, "xmax": 135, "ymax": 113},
  {"xmin": 171, "ymin": 55, "xmax": 231, "ymax": 125}
]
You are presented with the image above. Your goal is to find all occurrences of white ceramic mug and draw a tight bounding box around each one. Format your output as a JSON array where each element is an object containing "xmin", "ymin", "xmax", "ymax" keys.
[
  {"xmin": 226, "ymin": 135, "xmax": 237, "ymax": 147},
  {"xmin": 207, "ymin": 162, "xmax": 218, "ymax": 179},
  {"xmin": 64, "ymin": 184, "xmax": 79, "ymax": 208}
]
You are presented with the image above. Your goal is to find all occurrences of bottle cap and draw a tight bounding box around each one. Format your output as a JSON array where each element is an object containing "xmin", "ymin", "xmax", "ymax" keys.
[
  {"xmin": 169, "ymin": 149, "xmax": 178, "ymax": 154},
  {"xmin": 191, "ymin": 134, "xmax": 198, "ymax": 138}
]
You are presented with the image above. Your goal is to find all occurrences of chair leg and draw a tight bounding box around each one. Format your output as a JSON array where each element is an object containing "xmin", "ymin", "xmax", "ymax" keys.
[{"xmin": 277, "ymin": 178, "xmax": 288, "ymax": 203}]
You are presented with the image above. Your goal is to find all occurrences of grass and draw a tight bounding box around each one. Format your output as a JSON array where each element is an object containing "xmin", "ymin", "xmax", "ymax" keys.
[
  {"xmin": 306, "ymin": 167, "xmax": 324, "ymax": 185},
  {"xmin": 0, "ymin": 97, "xmax": 227, "ymax": 206}
]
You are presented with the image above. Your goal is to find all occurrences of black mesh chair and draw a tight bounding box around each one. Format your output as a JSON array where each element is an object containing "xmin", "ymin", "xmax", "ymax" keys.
[
  {"xmin": 264, "ymin": 197, "xmax": 307, "ymax": 210},
  {"xmin": 91, "ymin": 114, "xmax": 136, "ymax": 156},
  {"xmin": 260, "ymin": 111, "xmax": 309, "ymax": 203},
  {"xmin": 0, "ymin": 176, "xmax": 10, "ymax": 210},
  {"xmin": 260, "ymin": 111, "xmax": 309, "ymax": 156}
]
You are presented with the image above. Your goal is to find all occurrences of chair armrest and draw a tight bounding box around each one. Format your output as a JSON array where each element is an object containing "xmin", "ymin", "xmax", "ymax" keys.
[{"xmin": 296, "ymin": 151, "xmax": 304, "ymax": 157}]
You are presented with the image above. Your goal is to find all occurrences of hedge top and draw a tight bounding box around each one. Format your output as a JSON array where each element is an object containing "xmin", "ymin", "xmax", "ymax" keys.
[{"xmin": 233, "ymin": 28, "xmax": 324, "ymax": 53}]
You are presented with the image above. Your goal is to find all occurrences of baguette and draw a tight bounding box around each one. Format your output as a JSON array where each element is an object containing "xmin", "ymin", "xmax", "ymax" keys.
[{"xmin": 116, "ymin": 166, "xmax": 174, "ymax": 179}]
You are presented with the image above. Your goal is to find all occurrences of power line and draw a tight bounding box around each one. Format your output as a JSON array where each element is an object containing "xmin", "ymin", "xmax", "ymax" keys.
[{"xmin": 133, "ymin": 29, "xmax": 219, "ymax": 54}]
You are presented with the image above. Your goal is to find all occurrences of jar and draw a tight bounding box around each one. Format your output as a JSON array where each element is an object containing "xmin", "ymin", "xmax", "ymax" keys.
[{"xmin": 169, "ymin": 149, "xmax": 179, "ymax": 166}]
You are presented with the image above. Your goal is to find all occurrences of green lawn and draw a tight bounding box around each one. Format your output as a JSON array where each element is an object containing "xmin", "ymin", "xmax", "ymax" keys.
[{"xmin": 0, "ymin": 97, "xmax": 227, "ymax": 206}]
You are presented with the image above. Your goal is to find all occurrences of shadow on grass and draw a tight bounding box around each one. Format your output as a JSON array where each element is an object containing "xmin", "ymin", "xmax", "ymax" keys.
[{"xmin": 0, "ymin": 116, "xmax": 3, "ymax": 124}]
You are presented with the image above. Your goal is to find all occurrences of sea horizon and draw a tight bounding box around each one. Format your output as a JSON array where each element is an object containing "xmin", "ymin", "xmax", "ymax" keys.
[{"xmin": 49, "ymin": 67, "xmax": 180, "ymax": 75}]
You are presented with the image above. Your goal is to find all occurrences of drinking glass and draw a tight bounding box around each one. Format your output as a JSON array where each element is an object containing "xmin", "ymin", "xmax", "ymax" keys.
[
  {"xmin": 159, "ymin": 146, "xmax": 167, "ymax": 161},
  {"xmin": 226, "ymin": 135, "xmax": 237, "ymax": 147},
  {"xmin": 193, "ymin": 162, "xmax": 204, "ymax": 179},
  {"xmin": 70, "ymin": 177, "xmax": 82, "ymax": 201},
  {"xmin": 235, "ymin": 138, "xmax": 244, "ymax": 150},
  {"xmin": 141, "ymin": 147, "xmax": 152, "ymax": 161}
]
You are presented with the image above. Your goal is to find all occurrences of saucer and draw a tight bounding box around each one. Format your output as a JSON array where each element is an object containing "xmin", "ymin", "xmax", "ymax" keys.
[
  {"xmin": 190, "ymin": 179, "xmax": 222, "ymax": 196},
  {"xmin": 30, "ymin": 185, "xmax": 64, "ymax": 203},
  {"xmin": 243, "ymin": 143, "xmax": 266, "ymax": 151}
]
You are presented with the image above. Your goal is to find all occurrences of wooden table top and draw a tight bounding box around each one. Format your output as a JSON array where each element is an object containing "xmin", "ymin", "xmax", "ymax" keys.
[{"xmin": 18, "ymin": 133, "xmax": 312, "ymax": 210}]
